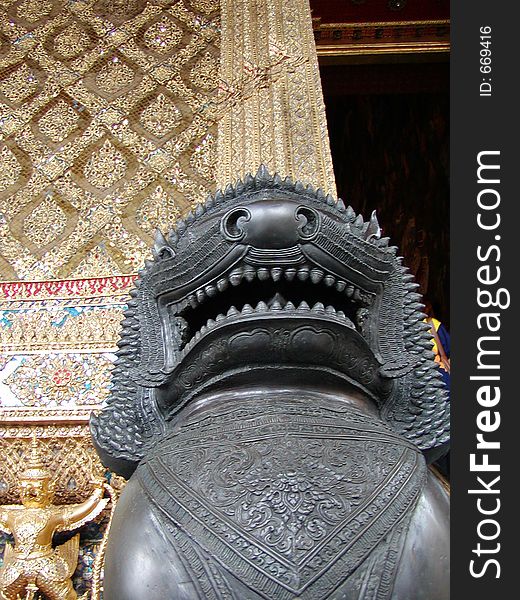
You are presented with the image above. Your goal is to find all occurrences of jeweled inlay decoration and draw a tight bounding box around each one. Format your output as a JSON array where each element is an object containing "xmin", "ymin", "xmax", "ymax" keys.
[
  {"xmin": 190, "ymin": 51, "xmax": 219, "ymax": 92},
  {"xmin": 16, "ymin": 0, "xmax": 52, "ymax": 22},
  {"xmin": 135, "ymin": 184, "xmax": 181, "ymax": 236},
  {"xmin": 140, "ymin": 93, "xmax": 183, "ymax": 138},
  {"xmin": 22, "ymin": 196, "xmax": 67, "ymax": 248},
  {"xmin": 37, "ymin": 100, "xmax": 80, "ymax": 143},
  {"xmin": 143, "ymin": 16, "xmax": 183, "ymax": 54},
  {"xmin": 83, "ymin": 139, "xmax": 128, "ymax": 190},
  {"xmin": 0, "ymin": 62, "xmax": 39, "ymax": 105},
  {"xmin": 0, "ymin": 0, "xmax": 220, "ymax": 280},
  {"xmin": 52, "ymin": 21, "xmax": 93, "ymax": 60},
  {"xmin": 0, "ymin": 146, "xmax": 22, "ymax": 192},
  {"xmin": 94, "ymin": 56, "xmax": 137, "ymax": 96}
]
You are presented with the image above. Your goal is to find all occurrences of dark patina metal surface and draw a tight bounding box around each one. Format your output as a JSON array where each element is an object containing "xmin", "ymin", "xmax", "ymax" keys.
[{"xmin": 91, "ymin": 167, "xmax": 450, "ymax": 599}]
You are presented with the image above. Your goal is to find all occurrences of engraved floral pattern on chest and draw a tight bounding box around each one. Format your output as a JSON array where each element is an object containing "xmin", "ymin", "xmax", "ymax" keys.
[{"xmin": 166, "ymin": 432, "xmax": 401, "ymax": 562}]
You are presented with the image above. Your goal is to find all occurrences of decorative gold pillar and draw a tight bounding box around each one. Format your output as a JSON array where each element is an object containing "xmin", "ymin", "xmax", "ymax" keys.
[{"xmin": 217, "ymin": 0, "xmax": 337, "ymax": 195}]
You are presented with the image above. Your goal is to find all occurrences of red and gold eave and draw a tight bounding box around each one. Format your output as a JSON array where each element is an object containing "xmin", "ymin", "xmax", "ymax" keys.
[{"xmin": 310, "ymin": 0, "xmax": 450, "ymax": 58}]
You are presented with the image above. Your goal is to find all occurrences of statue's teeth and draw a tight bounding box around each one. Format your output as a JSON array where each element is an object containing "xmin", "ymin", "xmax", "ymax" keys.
[
  {"xmin": 256, "ymin": 301, "xmax": 268, "ymax": 311},
  {"xmin": 310, "ymin": 269, "xmax": 324, "ymax": 284},
  {"xmin": 285, "ymin": 301, "xmax": 295, "ymax": 311},
  {"xmin": 271, "ymin": 268, "xmax": 283, "ymax": 281},
  {"xmin": 346, "ymin": 285, "xmax": 354, "ymax": 297},
  {"xmin": 324, "ymin": 275, "xmax": 335, "ymax": 287},
  {"xmin": 205, "ymin": 285, "xmax": 217, "ymax": 297},
  {"xmin": 188, "ymin": 294, "xmax": 198, "ymax": 308},
  {"xmin": 297, "ymin": 267, "xmax": 309, "ymax": 281},
  {"xmin": 217, "ymin": 279, "xmax": 228, "ymax": 292},
  {"xmin": 196, "ymin": 289, "xmax": 206, "ymax": 303},
  {"xmin": 229, "ymin": 270, "xmax": 243, "ymax": 286},
  {"xmin": 257, "ymin": 268, "xmax": 269, "ymax": 281},
  {"xmin": 336, "ymin": 281, "xmax": 346, "ymax": 292},
  {"xmin": 284, "ymin": 268, "xmax": 296, "ymax": 281},
  {"xmin": 297, "ymin": 301, "xmax": 310, "ymax": 311},
  {"xmin": 353, "ymin": 289, "xmax": 362, "ymax": 302},
  {"xmin": 312, "ymin": 302, "xmax": 325, "ymax": 313},
  {"xmin": 227, "ymin": 306, "xmax": 239, "ymax": 316},
  {"xmin": 244, "ymin": 268, "xmax": 256, "ymax": 282}
]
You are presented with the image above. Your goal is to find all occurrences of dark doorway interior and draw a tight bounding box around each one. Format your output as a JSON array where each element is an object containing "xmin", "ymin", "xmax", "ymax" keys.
[{"xmin": 321, "ymin": 61, "xmax": 449, "ymax": 326}]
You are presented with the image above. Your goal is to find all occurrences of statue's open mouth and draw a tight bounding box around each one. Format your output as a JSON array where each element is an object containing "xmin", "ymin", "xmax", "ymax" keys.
[
  {"xmin": 153, "ymin": 259, "xmax": 388, "ymax": 420},
  {"xmin": 173, "ymin": 262, "xmax": 374, "ymax": 353}
]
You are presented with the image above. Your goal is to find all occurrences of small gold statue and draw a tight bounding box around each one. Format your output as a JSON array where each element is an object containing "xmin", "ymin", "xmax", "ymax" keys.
[{"xmin": 0, "ymin": 437, "xmax": 108, "ymax": 600}]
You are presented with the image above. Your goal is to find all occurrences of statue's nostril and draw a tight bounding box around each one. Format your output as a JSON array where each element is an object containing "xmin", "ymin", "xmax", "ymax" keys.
[
  {"xmin": 296, "ymin": 206, "xmax": 320, "ymax": 239},
  {"xmin": 221, "ymin": 208, "xmax": 251, "ymax": 241}
]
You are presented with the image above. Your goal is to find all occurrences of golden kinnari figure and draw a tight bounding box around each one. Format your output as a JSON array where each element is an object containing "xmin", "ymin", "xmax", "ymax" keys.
[{"xmin": 0, "ymin": 437, "xmax": 108, "ymax": 600}]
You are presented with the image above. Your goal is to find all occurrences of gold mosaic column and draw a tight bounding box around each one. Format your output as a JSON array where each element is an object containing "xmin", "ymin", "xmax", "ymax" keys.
[{"xmin": 216, "ymin": 0, "xmax": 337, "ymax": 195}]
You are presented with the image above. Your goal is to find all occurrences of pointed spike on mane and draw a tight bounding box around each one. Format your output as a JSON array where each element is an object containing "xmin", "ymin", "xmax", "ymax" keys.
[
  {"xmin": 336, "ymin": 198, "xmax": 346, "ymax": 212},
  {"xmin": 243, "ymin": 173, "xmax": 255, "ymax": 190},
  {"xmin": 224, "ymin": 183, "xmax": 235, "ymax": 199},
  {"xmin": 235, "ymin": 178, "xmax": 245, "ymax": 195},
  {"xmin": 345, "ymin": 206, "xmax": 356, "ymax": 222},
  {"xmin": 364, "ymin": 210, "xmax": 382, "ymax": 241},
  {"xmin": 273, "ymin": 172, "xmax": 283, "ymax": 187},
  {"xmin": 354, "ymin": 214, "xmax": 364, "ymax": 228},
  {"xmin": 315, "ymin": 188, "xmax": 326, "ymax": 201},
  {"xmin": 214, "ymin": 189, "xmax": 224, "ymax": 203},
  {"xmin": 304, "ymin": 183, "xmax": 316, "ymax": 196},
  {"xmin": 154, "ymin": 228, "xmax": 167, "ymax": 247},
  {"xmin": 294, "ymin": 180, "xmax": 305, "ymax": 194},
  {"xmin": 168, "ymin": 229, "xmax": 178, "ymax": 245},
  {"xmin": 185, "ymin": 210, "xmax": 195, "ymax": 224},
  {"xmin": 326, "ymin": 194, "xmax": 335, "ymax": 206},
  {"xmin": 282, "ymin": 175, "xmax": 294, "ymax": 190},
  {"xmin": 255, "ymin": 164, "xmax": 271, "ymax": 184},
  {"xmin": 195, "ymin": 204, "xmax": 205, "ymax": 217}
]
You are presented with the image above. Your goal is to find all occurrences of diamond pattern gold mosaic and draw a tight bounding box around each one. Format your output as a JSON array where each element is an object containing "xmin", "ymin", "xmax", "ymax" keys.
[{"xmin": 0, "ymin": 0, "xmax": 220, "ymax": 280}]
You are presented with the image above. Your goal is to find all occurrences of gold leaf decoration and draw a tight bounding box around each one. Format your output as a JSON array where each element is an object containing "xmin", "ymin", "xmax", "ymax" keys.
[
  {"xmin": 22, "ymin": 196, "xmax": 67, "ymax": 248},
  {"xmin": 83, "ymin": 140, "xmax": 128, "ymax": 190},
  {"xmin": 143, "ymin": 16, "xmax": 183, "ymax": 54},
  {"xmin": 0, "ymin": 0, "xmax": 219, "ymax": 279},
  {"xmin": 139, "ymin": 93, "xmax": 183, "ymax": 138},
  {"xmin": 0, "ymin": 63, "xmax": 39, "ymax": 105},
  {"xmin": 0, "ymin": 145, "xmax": 22, "ymax": 192},
  {"xmin": 94, "ymin": 57, "xmax": 137, "ymax": 96},
  {"xmin": 16, "ymin": 0, "xmax": 52, "ymax": 22},
  {"xmin": 190, "ymin": 51, "xmax": 219, "ymax": 92},
  {"xmin": 136, "ymin": 184, "xmax": 181, "ymax": 236},
  {"xmin": 52, "ymin": 21, "xmax": 93, "ymax": 60},
  {"xmin": 37, "ymin": 100, "xmax": 80, "ymax": 143}
]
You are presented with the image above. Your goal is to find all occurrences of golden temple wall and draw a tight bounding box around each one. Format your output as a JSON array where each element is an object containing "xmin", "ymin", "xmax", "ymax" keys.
[
  {"xmin": 0, "ymin": 0, "xmax": 220, "ymax": 280},
  {"xmin": 1, "ymin": 0, "xmax": 336, "ymax": 596}
]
